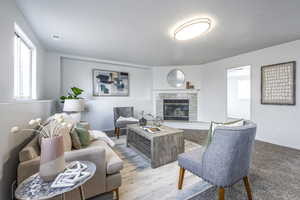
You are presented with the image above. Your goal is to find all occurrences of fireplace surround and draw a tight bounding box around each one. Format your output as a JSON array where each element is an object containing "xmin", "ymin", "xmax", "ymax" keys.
[{"xmin": 154, "ymin": 91, "xmax": 198, "ymax": 121}]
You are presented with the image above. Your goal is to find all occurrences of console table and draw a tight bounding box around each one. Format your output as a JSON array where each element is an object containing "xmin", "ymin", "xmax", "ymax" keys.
[{"xmin": 126, "ymin": 124, "xmax": 184, "ymax": 168}]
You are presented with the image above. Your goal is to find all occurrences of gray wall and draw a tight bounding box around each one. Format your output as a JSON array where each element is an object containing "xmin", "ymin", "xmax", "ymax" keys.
[
  {"xmin": 0, "ymin": 0, "xmax": 46, "ymax": 101},
  {"xmin": 44, "ymin": 55, "xmax": 153, "ymax": 131},
  {"xmin": 153, "ymin": 39, "xmax": 300, "ymax": 150},
  {"xmin": 0, "ymin": 0, "xmax": 54, "ymax": 199}
]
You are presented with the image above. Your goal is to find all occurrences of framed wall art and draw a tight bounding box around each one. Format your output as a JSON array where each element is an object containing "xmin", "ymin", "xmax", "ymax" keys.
[
  {"xmin": 261, "ymin": 61, "xmax": 296, "ymax": 105},
  {"xmin": 92, "ymin": 69, "xmax": 129, "ymax": 96}
]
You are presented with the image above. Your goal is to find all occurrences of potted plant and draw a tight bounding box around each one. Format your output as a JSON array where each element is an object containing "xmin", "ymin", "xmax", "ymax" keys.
[
  {"xmin": 60, "ymin": 87, "xmax": 84, "ymax": 103},
  {"xmin": 60, "ymin": 87, "xmax": 85, "ymax": 121}
]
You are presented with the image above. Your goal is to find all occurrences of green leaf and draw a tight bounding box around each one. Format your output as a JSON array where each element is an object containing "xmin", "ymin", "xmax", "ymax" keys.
[
  {"xmin": 60, "ymin": 96, "xmax": 66, "ymax": 100},
  {"xmin": 60, "ymin": 87, "xmax": 84, "ymax": 101},
  {"xmin": 71, "ymin": 87, "xmax": 84, "ymax": 98}
]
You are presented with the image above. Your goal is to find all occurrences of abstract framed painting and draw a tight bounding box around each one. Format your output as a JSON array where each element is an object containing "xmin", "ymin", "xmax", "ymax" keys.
[
  {"xmin": 92, "ymin": 69, "xmax": 129, "ymax": 96},
  {"xmin": 261, "ymin": 61, "xmax": 296, "ymax": 105}
]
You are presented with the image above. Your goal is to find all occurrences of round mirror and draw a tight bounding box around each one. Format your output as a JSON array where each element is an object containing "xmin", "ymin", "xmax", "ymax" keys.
[{"xmin": 167, "ymin": 69, "xmax": 185, "ymax": 87}]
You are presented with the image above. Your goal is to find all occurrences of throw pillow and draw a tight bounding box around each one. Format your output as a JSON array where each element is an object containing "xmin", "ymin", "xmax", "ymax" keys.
[
  {"xmin": 117, "ymin": 116, "xmax": 139, "ymax": 122},
  {"xmin": 70, "ymin": 127, "xmax": 82, "ymax": 149},
  {"xmin": 60, "ymin": 126, "xmax": 72, "ymax": 152},
  {"xmin": 89, "ymin": 130, "xmax": 115, "ymax": 147},
  {"xmin": 74, "ymin": 123, "xmax": 91, "ymax": 147},
  {"xmin": 205, "ymin": 119, "xmax": 244, "ymax": 147}
]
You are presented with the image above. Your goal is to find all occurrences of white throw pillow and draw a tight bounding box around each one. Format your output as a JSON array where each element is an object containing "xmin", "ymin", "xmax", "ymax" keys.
[
  {"xmin": 117, "ymin": 116, "xmax": 139, "ymax": 122},
  {"xmin": 89, "ymin": 130, "xmax": 115, "ymax": 147},
  {"xmin": 206, "ymin": 119, "xmax": 244, "ymax": 146},
  {"xmin": 212, "ymin": 119, "xmax": 244, "ymax": 134}
]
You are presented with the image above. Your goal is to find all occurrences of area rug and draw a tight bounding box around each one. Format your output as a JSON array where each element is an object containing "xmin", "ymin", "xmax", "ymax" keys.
[
  {"xmin": 91, "ymin": 136, "xmax": 213, "ymax": 200},
  {"xmin": 115, "ymin": 136, "xmax": 214, "ymax": 200}
]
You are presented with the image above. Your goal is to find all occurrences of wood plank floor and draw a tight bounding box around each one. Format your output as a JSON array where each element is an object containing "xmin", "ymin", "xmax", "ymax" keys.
[{"xmin": 92, "ymin": 131, "xmax": 300, "ymax": 200}]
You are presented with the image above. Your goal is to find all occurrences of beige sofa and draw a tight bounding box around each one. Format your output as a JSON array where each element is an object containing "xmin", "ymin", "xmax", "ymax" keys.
[{"xmin": 17, "ymin": 134, "xmax": 123, "ymax": 200}]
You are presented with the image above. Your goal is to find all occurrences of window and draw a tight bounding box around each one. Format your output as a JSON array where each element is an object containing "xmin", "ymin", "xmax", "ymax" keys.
[
  {"xmin": 227, "ymin": 66, "xmax": 251, "ymax": 119},
  {"xmin": 14, "ymin": 23, "xmax": 36, "ymax": 99}
]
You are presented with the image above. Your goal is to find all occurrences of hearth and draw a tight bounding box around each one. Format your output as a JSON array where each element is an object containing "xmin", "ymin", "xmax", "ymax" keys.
[{"xmin": 163, "ymin": 99, "xmax": 189, "ymax": 121}]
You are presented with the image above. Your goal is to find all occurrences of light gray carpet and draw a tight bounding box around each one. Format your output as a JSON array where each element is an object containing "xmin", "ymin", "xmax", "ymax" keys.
[
  {"xmin": 91, "ymin": 134, "xmax": 300, "ymax": 200},
  {"xmin": 188, "ymin": 132, "xmax": 300, "ymax": 200}
]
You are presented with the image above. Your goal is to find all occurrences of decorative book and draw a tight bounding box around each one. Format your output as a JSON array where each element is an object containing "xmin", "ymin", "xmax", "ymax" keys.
[{"xmin": 142, "ymin": 126, "xmax": 161, "ymax": 133}]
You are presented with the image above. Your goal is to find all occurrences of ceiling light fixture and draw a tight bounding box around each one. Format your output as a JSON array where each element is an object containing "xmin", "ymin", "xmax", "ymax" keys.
[{"xmin": 173, "ymin": 18, "xmax": 211, "ymax": 41}]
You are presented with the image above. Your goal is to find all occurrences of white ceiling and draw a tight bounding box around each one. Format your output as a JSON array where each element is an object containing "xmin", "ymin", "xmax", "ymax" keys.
[{"xmin": 16, "ymin": 0, "xmax": 300, "ymax": 66}]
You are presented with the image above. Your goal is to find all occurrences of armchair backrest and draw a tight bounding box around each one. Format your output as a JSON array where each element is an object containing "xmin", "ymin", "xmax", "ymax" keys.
[
  {"xmin": 201, "ymin": 120, "xmax": 257, "ymax": 187},
  {"xmin": 113, "ymin": 107, "xmax": 134, "ymax": 126}
]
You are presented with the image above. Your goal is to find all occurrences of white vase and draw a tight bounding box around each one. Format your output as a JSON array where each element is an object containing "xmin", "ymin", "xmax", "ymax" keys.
[{"xmin": 39, "ymin": 136, "xmax": 65, "ymax": 182}]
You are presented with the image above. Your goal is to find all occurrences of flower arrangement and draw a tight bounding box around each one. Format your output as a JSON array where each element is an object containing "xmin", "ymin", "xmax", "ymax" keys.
[
  {"xmin": 11, "ymin": 113, "xmax": 74, "ymax": 181},
  {"xmin": 10, "ymin": 114, "xmax": 73, "ymax": 138}
]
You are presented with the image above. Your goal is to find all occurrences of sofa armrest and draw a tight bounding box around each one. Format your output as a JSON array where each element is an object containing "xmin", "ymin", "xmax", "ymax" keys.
[
  {"xmin": 65, "ymin": 146, "xmax": 107, "ymax": 193},
  {"xmin": 65, "ymin": 146, "xmax": 105, "ymax": 165},
  {"xmin": 18, "ymin": 157, "xmax": 40, "ymax": 185}
]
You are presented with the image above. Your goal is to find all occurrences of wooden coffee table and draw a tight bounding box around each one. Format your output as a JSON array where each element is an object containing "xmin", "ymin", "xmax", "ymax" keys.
[{"xmin": 126, "ymin": 124, "xmax": 184, "ymax": 168}]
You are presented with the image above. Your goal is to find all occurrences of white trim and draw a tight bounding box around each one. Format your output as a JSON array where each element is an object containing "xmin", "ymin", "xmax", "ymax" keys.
[
  {"xmin": 0, "ymin": 100, "xmax": 53, "ymax": 105},
  {"xmin": 59, "ymin": 53, "xmax": 152, "ymax": 69},
  {"xmin": 226, "ymin": 65, "xmax": 251, "ymax": 120},
  {"xmin": 153, "ymin": 89, "xmax": 200, "ymax": 93},
  {"xmin": 14, "ymin": 23, "xmax": 36, "ymax": 49}
]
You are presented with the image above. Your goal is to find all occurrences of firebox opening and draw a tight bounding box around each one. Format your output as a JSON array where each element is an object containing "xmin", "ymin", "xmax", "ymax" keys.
[{"xmin": 163, "ymin": 99, "xmax": 189, "ymax": 121}]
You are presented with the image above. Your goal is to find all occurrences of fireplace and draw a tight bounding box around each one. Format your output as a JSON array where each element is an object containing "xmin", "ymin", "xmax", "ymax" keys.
[{"xmin": 163, "ymin": 99, "xmax": 189, "ymax": 121}]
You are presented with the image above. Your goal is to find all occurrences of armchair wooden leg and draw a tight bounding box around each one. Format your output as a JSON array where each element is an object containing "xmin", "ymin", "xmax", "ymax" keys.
[
  {"xmin": 178, "ymin": 167, "xmax": 185, "ymax": 190},
  {"xmin": 115, "ymin": 128, "xmax": 120, "ymax": 139},
  {"xmin": 219, "ymin": 187, "xmax": 225, "ymax": 200},
  {"xmin": 243, "ymin": 176, "xmax": 253, "ymax": 200},
  {"xmin": 117, "ymin": 128, "xmax": 120, "ymax": 138},
  {"xmin": 114, "ymin": 188, "xmax": 119, "ymax": 200}
]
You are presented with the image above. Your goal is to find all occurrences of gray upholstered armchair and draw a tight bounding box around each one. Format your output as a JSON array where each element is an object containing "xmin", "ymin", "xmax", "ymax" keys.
[
  {"xmin": 178, "ymin": 121, "xmax": 257, "ymax": 200},
  {"xmin": 113, "ymin": 107, "xmax": 137, "ymax": 138}
]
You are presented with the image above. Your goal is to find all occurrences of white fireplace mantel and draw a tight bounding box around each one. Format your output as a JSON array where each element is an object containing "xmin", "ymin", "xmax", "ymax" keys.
[{"xmin": 153, "ymin": 89, "xmax": 200, "ymax": 94}]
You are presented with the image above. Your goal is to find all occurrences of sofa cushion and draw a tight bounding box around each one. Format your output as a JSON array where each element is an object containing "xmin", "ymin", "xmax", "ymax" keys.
[
  {"xmin": 90, "ymin": 140, "xmax": 123, "ymax": 175},
  {"xmin": 19, "ymin": 136, "xmax": 40, "ymax": 162}
]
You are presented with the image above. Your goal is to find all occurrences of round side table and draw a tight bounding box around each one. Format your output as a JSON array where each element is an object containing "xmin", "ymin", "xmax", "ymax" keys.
[{"xmin": 15, "ymin": 161, "xmax": 96, "ymax": 200}]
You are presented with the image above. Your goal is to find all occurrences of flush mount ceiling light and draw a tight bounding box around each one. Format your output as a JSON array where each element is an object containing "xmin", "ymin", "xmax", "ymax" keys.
[{"xmin": 173, "ymin": 18, "xmax": 211, "ymax": 41}]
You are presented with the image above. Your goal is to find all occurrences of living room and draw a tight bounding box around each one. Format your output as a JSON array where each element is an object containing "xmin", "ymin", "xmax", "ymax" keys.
[{"xmin": 1, "ymin": 0, "xmax": 300, "ymax": 200}]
